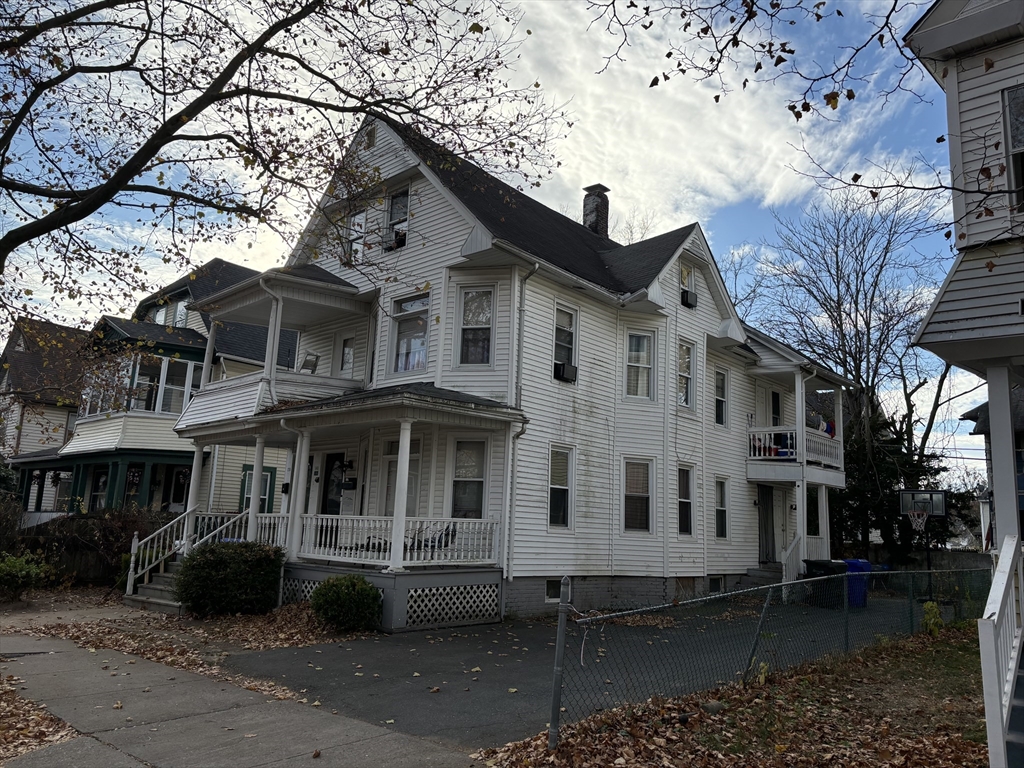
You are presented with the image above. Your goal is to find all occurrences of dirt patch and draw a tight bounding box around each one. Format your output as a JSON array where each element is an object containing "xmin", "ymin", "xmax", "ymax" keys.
[{"xmin": 477, "ymin": 627, "xmax": 986, "ymax": 767}]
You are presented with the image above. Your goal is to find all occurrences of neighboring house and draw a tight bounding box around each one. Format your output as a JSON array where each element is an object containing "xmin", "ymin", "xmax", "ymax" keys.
[
  {"xmin": 960, "ymin": 386, "xmax": 1024, "ymax": 546},
  {"xmin": 9, "ymin": 260, "xmax": 293, "ymax": 557},
  {"xmin": 158, "ymin": 116, "xmax": 850, "ymax": 630},
  {"xmin": 0, "ymin": 318, "xmax": 90, "ymax": 519},
  {"xmin": 907, "ymin": 0, "xmax": 1024, "ymax": 546}
]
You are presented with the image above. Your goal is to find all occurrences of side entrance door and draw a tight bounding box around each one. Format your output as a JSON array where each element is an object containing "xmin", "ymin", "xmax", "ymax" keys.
[{"xmin": 757, "ymin": 483, "xmax": 775, "ymax": 563}]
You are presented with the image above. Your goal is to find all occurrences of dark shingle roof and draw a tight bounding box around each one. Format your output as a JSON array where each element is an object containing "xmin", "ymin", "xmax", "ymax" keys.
[
  {"xmin": 98, "ymin": 316, "xmax": 208, "ymax": 350},
  {"xmin": 266, "ymin": 381, "xmax": 520, "ymax": 417},
  {"xmin": 0, "ymin": 318, "xmax": 91, "ymax": 406},
  {"xmin": 382, "ymin": 119, "xmax": 692, "ymax": 294},
  {"xmin": 961, "ymin": 386, "xmax": 1024, "ymax": 435},
  {"xmin": 271, "ymin": 263, "xmax": 356, "ymax": 288},
  {"xmin": 136, "ymin": 258, "xmax": 261, "ymax": 314}
]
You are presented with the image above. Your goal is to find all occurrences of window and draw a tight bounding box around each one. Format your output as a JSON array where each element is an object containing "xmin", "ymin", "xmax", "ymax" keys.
[
  {"xmin": 626, "ymin": 332, "xmax": 653, "ymax": 398},
  {"xmin": 393, "ymin": 294, "xmax": 429, "ymax": 373},
  {"xmin": 343, "ymin": 210, "xmax": 365, "ymax": 262},
  {"xmin": 807, "ymin": 485, "xmax": 821, "ymax": 537},
  {"xmin": 714, "ymin": 369, "xmax": 728, "ymax": 426},
  {"xmin": 89, "ymin": 469, "xmax": 109, "ymax": 513},
  {"xmin": 677, "ymin": 341, "xmax": 692, "ymax": 408},
  {"xmin": 771, "ymin": 390, "xmax": 782, "ymax": 427},
  {"xmin": 133, "ymin": 359, "xmax": 162, "ymax": 412},
  {"xmin": 546, "ymin": 578, "xmax": 570, "ymax": 603},
  {"xmin": 1006, "ymin": 86, "xmax": 1024, "ymax": 211},
  {"xmin": 386, "ymin": 188, "xmax": 409, "ymax": 250},
  {"xmin": 240, "ymin": 466, "xmax": 274, "ymax": 515},
  {"xmin": 161, "ymin": 359, "xmax": 189, "ymax": 414},
  {"xmin": 458, "ymin": 288, "xmax": 493, "ymax": 365},
  {"xmin": 624, "ymin": 460, "xmax": 651, "ymax": 531},
  {"xmin": 452, "ymin": 440, "xmax": 486, "ymax": 519},
  {"xmin": 715, "ymin": 479, "xmax": 728, "ymax": 538},
  {"xmin": 680, "ymin": 262, "xmax": 693, "ymax": 290},
  {"xmin": 334, "ymin": 334, "xmax": 355, "ymax": 377},
  {"xmin": 549, "ymin": 447, "xmax": 572, "ymax": 528},
  {"xmin": 554, "ymin": 307, "xmax": 576, "ymax": 365},
  {"xmin": 677, "ymin": 466, "xmax": 692, "ymax": 535},
  {"xmin": 383, "ymin": 440, "xmax": 421, "ymax": 517}
]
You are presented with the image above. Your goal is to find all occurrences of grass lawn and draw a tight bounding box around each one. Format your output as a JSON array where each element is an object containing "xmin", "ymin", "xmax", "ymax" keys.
[{"xmin": 480, "ymin": 626, "xmax": 987, "ymax": 767}]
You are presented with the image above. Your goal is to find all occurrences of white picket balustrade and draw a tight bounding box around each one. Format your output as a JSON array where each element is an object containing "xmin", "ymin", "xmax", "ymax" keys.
[
  {"xmin": 125, "ymin": 508, "xmax": 192, "ymax": 596},
  {"xmin": 978, "ymin": 534, "xmax": 1023, "ymax": 768},
  {"xmin": 780, "ymin": 534, "xmax": 803, "ymax": 582},
  {"xmin": 747, "ymin": 428, "xmax": 798, "ymax": 460},
  {"xmin": 404, "ymin": 518, "xmax": 498, "ymax": 564},
  {"xmin": 192, "ymin": 511, "xmax": 248, "ymax": 548},
  {"xmin": 299, "ymin": 515, "xmax": 394, "ymax": 564},
  {"xmin": 254, "ymin": 513, "xmax": 289, "ymax": 547},
  {"xmin": 805, "ymin": 431, "xmax": 842, "ymax": 468}
]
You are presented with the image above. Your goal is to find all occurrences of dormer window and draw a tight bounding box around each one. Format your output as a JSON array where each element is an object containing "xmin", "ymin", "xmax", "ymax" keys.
[
  {"xmin": 1006, "ymin": 86, "xmax": 1024, "ymax": 212},
  {"xmin": 385, "ymin": 189, "xmax": 409, "ymax": 251}
]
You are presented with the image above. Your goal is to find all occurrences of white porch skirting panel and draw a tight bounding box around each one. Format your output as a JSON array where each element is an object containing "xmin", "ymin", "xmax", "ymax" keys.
[
  {"xmin": 281, "ymin": 562, "xmax": 501, "ymax": 632},
  {"xmin": 805, "ymin": 536, "xmax": 830, "ymax": 562},
  {"xmin": 291, "ymin": 515, "xmax": 499, "ymax": 567}
]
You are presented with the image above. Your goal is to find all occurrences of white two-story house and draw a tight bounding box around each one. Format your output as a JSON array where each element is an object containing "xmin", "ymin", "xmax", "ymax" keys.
[{"xmin": 159, "ymin": 117, "xmax": 849, "ymax": 630}]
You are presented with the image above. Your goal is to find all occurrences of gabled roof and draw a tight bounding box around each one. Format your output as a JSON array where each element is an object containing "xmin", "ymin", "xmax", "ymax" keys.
[
  {"xmin": 135, "ymin": 258, "xmax": 261, "ymax": 316},
  {"xmin": 97, "ymin": 316, "xmax": 208, "ymax": 350},
  {"xmin": 382, "ymin": 119, "xmax": 694, "ymax": 295},
  {"xmin": 742, "ymin": 323, "xmax": 855, "ymax": 388},
  {"xmin": 0, "ymin": 318, "xmax": 91, "ymax": 406},
  {"xmin": 960, "ymin": 386, "xmax": 1024, "ymax": 435}
]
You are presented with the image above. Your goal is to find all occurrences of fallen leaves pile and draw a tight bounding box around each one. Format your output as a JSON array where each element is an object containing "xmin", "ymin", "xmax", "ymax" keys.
[
  {"xmin": 0, "ymin": 669, "xmax": 76, "ymax": 763},
  {"xmin": 477, "ymin": 628, "xmax": 988, "ymax": 767}
]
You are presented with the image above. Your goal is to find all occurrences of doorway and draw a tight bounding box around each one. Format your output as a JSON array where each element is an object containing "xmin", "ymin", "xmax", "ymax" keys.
[
  {"xmin": 320, "ymin": 453, "xmax": 348, "ymax": 515},
  {"xmin": 757, "ymin": 484, "xmax": 775, "ymax": 563}
]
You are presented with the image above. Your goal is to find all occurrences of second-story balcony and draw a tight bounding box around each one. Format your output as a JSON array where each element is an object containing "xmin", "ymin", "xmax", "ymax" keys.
[
  {"xmin": 176, "ymin": 369, "xmax": 363, "ymax": 432},
  {"xmin": 746, "ymin": 425, "xmax": 844, "ymax": 484}
]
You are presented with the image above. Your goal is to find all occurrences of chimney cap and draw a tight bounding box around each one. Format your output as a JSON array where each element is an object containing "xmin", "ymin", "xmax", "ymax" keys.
[{"xmin": 583, "ymin": 183, "xmax": 610, "ymax": 195}]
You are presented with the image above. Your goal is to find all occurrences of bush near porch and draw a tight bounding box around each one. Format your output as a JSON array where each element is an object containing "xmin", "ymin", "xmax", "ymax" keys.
[
  {"xmin": 175, "ymin": 541, "xmax": 284, "ymax": 617},
  {"xmin": 310, "ymin": 574, "xmax": 381, "ymax": 631}
]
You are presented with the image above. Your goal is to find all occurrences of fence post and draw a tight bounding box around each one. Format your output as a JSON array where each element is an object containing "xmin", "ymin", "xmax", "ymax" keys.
[
  {"xmin": 906, "ymin": 573, "xmax": 915, "ymax": 635},
  {"xmin": 548, "ymin": 576, "xmax": 570, "ymax": 751},
  {"xmin": 744, "ymin": 586, "xmax": 774, "ymax": 683},
  {"xmin": 125, "ymin": 531, "xmax": 139, "ymax": 597},
  {"xmin": 843, "ymin": 574, "xmax": 850, "ymax": 653}
]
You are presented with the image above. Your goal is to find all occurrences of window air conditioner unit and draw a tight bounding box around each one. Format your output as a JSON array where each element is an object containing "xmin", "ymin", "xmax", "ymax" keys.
[
  {"xmin": 553, "ymin": 362, "xmax": 578, "ymax": 383},
  {"xmin": 680, "ymin": 289, "xmax": 697, "ymax": 308}
]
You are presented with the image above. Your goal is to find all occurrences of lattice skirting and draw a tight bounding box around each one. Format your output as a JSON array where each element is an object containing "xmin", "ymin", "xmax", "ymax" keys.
[
  {"xmin": 282, "ymin": 577, "xmax": 320, "ymax": 604},
  {"xmin": 406, "ymin": 583, "xmax": 499, "ymax": 628}
]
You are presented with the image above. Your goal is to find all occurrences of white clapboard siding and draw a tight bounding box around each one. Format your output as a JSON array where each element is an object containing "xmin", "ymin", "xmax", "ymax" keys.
[
  {"xmin": 119, "ymin": 415, "xmax": 190, "ymax": 453},
  {"xmin": 952, "ymin": 40, "xmax": 1024, "ymax": 247},
  {"xmin": 203, "ymin": 443, "xmax": 290, "ymax": 515},
  {"xmin": 60, "ymin": 416, "xmax": 125, "ymax": 454},
  {"xmin": 296, "ymin": 318, "xmax": 369, "ymax": 382},
  {"xmin": 918, "ymin": 243, "xmax": 1024, "ymax": 345},
  {"xmin": 13, "ymin": 405, "xmax": 71, "ymax": 454}
]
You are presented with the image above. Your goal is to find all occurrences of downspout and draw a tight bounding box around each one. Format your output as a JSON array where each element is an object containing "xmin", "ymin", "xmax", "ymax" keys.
[
  {"xmin": 279, "ymin": 419, "xmax": 303, "ymax": 520},
  {"xmin": 504, "ymin": 262, "xmax": 540, "ymax": 585},
  {"xmin": 259, "ymin": 278, "xmax": 283, "ymax": 405}
]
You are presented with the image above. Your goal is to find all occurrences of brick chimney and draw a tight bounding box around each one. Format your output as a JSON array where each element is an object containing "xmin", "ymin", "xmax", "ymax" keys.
[{"xmin": 582, "ymin": 184, "xmax": 610, "ymax": 237}]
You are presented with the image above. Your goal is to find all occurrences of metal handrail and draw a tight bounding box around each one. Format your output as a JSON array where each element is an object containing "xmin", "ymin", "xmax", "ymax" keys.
[
  {"xmin": 978, "ymin": 533, "xmax": 1023, "ymax": 768},
  {"xmin": 125, "ymin": 506, "xmax": 196, "ymax": 596}
]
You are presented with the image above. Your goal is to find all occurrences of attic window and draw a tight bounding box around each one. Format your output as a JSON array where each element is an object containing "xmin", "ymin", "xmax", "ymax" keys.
[
  {"xmin": 364, "ymin": 125, "xmax": 377, "ymax": 149},
  {"xmin": 385, "ymin": 189, "xmax": 409, "ymax": 251},
  {"xmin": 1006, "ymin": 86, "xmax": 1024, "ymax": 211}
]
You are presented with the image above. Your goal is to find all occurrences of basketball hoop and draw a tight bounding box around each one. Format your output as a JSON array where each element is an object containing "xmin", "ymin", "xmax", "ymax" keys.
[{"xmin": 907, "ymin": 500, "xmax": 931, "ymax": 532}]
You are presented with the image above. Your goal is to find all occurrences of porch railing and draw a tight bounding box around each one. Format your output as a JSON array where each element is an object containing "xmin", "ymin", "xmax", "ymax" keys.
[
  {"xmin": 805, "ymin": 535, "xmax": 830, "ymax": 562},
  {"xmin": 978, "ymin": 533, "xmax": 1023, "ymax": 768},
  {"xmin": 193, "ymin": 511, "xmax": 248, "ymax": 548},
  {"xmin": 254, "ymin": 513, "xmax": 289, "ymax": 547},
  {"xmin": 126, "ymin": 507, "xmax": 192, "ymax": 596},
  {"xmin": 297, "ymin": 515, "xmax": 499, "ymax": 566},
  {"xmin": 780, "ymin": 534, "xmax": 802, "ymax": 582},
  {"xmin": 748, "ymin": 428, "xmax": 798, "ymax": 460},
  {"xmin": 805, "ymin": 430, "xmax": 842, "ymax": 469}
]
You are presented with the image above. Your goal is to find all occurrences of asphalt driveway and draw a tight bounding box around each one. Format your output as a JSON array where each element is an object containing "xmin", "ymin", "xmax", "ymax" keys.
[{"xmin": 222, "ymin": 621, "xmax": 559, "ymax": 750}]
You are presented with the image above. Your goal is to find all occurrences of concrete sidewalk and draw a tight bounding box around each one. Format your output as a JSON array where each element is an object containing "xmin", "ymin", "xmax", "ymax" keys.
[{"xmin": 1, "ymin": 634, "xmax": 477, "ymax": 768}]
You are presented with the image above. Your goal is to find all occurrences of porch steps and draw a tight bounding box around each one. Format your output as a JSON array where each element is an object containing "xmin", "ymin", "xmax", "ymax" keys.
[
  {"xmin": 123, "ymin": 558, "xmax": 185, "ymax": 616},
  {"xmin": 736, "ymin": 562, "xmax": 784, "ymax": 589}
]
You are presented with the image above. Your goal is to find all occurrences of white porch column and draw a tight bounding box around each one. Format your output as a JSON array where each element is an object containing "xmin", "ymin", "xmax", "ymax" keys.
[
  {"xmin": 987, "ymin": 366, "xmax": 1019, "ymax": 545},
  {"xmin": 183, "ymin": 442, "xmax": 205, "ymax": 552},
  {"xmin": 285, "ymin": 431, "xmax": 311, "ymax": 560},
  {"xmin": 246, "ymin": 436, "xmax": 267, "ymax": 542},
  {"xmin": 263, "ymin": 299, "xmax": 279, "ymax": 379},
  {"xmin": 834, "ymin": 386, "xmax": 844, "ymax": 469},
  {"xmin": 200, "ymin": 322, "xmax": 217, "ymax": 388},
  {"xmin": 819, "ymin": 484, "xmax": 830, "ymax": 558},
  {"xmin": 795, "ymin": 481, "xmax": 806, "ymax": 572},
  {"xmin": 387, "ymin": 419, "xmax": 414, "ymax": 572},
  {"xmin": 794, "ymin": 372, "xmax": 806, "ymax": 461}
]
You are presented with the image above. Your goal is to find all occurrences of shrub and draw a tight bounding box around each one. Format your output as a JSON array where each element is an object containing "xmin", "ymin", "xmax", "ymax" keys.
[
  {"xmin": 0, "ymin": 553, "xmax": 48, "ymax": 602},
  {"xmin": 922, "ymin": 601, "xmax": 944, "ymax": 637},
  {"xmin": 174, "ymin": 541, "xmax": 284, "ymax": 617},
  {"xmin": 310, "ymin": 575, "xmax": 381, "ymax": 631}
]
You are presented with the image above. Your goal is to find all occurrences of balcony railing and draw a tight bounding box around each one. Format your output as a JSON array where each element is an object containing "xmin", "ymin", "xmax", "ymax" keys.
[
  {"xmin": 747, "ymin": 427, "xmax": 842, "ymax": 470},
  {"xmin": 294, "ymin": 515, "xmax": 499, "ymax": 567}
]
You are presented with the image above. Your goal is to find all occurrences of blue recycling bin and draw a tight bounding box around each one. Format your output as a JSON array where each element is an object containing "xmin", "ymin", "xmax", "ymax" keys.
[{"xmin": 843, "ymin": 559, "xmax": 871, "ymax": 608}]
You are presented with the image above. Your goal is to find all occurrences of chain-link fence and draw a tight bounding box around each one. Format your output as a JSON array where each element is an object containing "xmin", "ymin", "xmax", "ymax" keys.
[{"xmin": 547, "ymin": 569, "xmax": 991, "ymax": 746}]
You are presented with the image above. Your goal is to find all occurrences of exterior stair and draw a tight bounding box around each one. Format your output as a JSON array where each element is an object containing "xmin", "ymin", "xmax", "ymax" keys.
[
  {"xmin": 123, "ymin": 557, "xmax": 185, "ymax": 616},
  {"xmin": 736, "ymin": 562, "xmax": 784, "ymax": 589}
]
